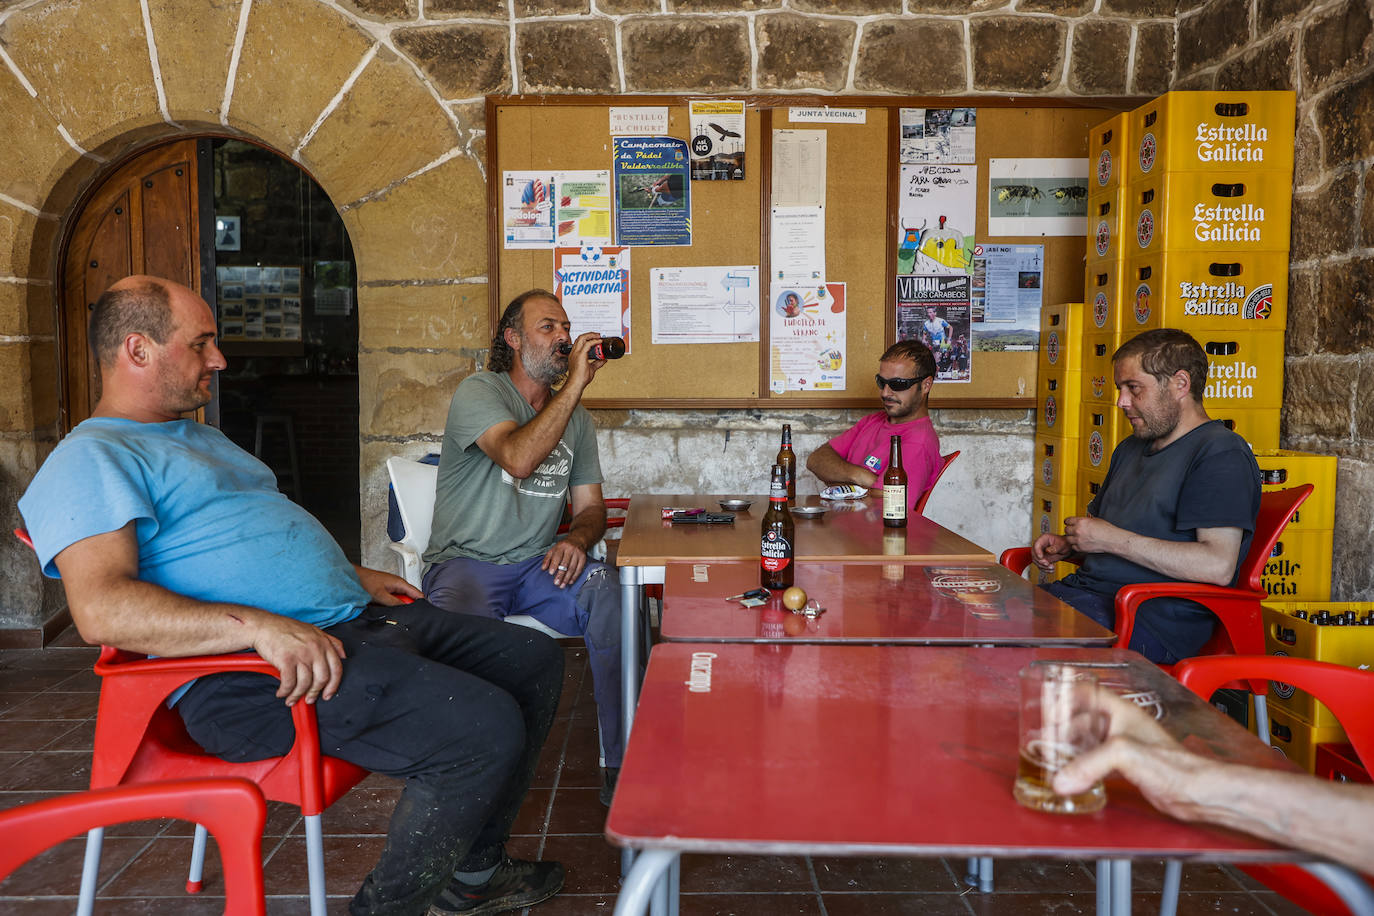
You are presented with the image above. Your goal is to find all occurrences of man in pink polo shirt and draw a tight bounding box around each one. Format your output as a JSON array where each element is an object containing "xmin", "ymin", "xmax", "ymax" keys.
[{"xmin": 805, "ymin": 340, "xmax": 943, "ymax": 505}]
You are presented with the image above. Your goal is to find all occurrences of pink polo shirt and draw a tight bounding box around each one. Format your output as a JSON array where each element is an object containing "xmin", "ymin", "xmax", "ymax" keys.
[{"xmin": 829, "ymin": 413, "xmax": 942, "ymax": 498}]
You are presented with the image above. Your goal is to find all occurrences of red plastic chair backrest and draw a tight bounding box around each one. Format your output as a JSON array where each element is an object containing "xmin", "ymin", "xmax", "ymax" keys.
[
  {"xmin": 0, "ymin": 778, "xmax": 267, "ymax": 914},
  {"xmin": 1175, "ymin": 655, "xmax": 1374, "ymax": 770},
  {"xmin": 1236, "ymin": 484, "xmax": 1312, "ymax": 592},
  {"xmin": 914, "ymin": 450, "xmax": 960, "ymax": 514}
]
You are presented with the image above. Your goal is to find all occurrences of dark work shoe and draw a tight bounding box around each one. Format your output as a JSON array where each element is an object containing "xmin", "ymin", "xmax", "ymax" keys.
[
  {"xmin": 600, "ymin": 766, "xmax": 619, "ymax": 807},
  {"xmin": 428, "ymin": 855, "xmax": 564, "ymax": 915}
]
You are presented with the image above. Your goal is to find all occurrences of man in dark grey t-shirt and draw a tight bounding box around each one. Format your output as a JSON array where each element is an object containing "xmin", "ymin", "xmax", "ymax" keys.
[{"xmin": 1031, "ymin": 329, "xmax": 1261, "ymax": 663}]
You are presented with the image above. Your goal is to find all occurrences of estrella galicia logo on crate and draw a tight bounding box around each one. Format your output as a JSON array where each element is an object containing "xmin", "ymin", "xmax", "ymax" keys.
[
  {"xmin": 1134, "ymin": 283, "xmax": 1152, "ymax": 324},
  {"xmin": 1243, "ymin": 284, "xmax": 1274, "ymax": 320},
  {"xmin": 1093, "ymin": 292, "xmax": 1109, "ymax": 328},
  {"xmin": 1138, "ymin": 133, "xmax": 1157, "ymax": 173},
  {"xmin": 1046, "ymin": 332, "xmax": 1060, "ymax": 365},
  {"xmin": 1097, "ymin": 150, "xmax": 1113, "ymax": 186},
  {"xmin": 1269, "ymin": 649, "xmax": 1296, "ymax": 699},
  {"xmin": 1044, "ymin": 395, "xmax": 1058, "ymax": 428},
  {"xmin": 1096, "ymin": 220, "xmax": 1111, "ymax": 257},
  {"xmin": 1136, "ymin": 209, "xmax": 1155, "ymax": 248},
  {"xmin": 1088, "ymin": 432, "xmax": 1104, "ymax": 466}
]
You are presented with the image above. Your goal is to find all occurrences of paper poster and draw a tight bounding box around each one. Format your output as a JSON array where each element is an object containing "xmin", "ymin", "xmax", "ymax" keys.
[
  {"xmin": 899, "ymin": 108, "xmax": 976, "ymax": 164},
  {"xmin": 896, "ymin": 274, "xmax": 971, "ymax": 383},
  {"xmin": 609, "ymin": 107, "xmax": 668, "ymax": 135},
  {"xmin": 896, "ymin": 164, "xmax": 976, "ymax": 276},
  {"xmin": 788, "ymin": 107, "xmax": 867, "ymax": 125},
  {"xmin": 970, "ymin": 244, "xmax": 1042, "ymax": 352},
  {"xmin": 768, "ymin": 281, "xmax": 846, "ymax": 393},
  {"xmin": 769, "ymin": 205, "xmax": 825, "ymax": 285},
  {"xmin": 689, "ymin": 100, "xmax": 746, "ymax": 181},
  {"xmin": 651, "ymin": 265, "xmax": 759, "ymax": 344},
  {"xmin": 613, "ymin": 137, "xmax": 692, "ymax": 247},
  {"xmin": 502, "ymin": 170, "xmax": 612, "ymax": 249},
  {"xmin": 554, "ymin": 246, "xmax": 631, "ymax": 351},
  {"xmin": 987, "ymin": 158, "xmax": 1090, "ymax": 236},
  {"xmin": 771, "ymin": 130, "xmax": 827, "ymax": 208}
]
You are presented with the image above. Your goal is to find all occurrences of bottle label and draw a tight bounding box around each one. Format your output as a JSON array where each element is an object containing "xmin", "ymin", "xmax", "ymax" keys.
[
  {"xmin": 883, "ymin": 486, "xmax": 907, "ymax": 520},
  {"xmin": 761, "ymin": 530, "xmax": 793, "ymax": 570}
]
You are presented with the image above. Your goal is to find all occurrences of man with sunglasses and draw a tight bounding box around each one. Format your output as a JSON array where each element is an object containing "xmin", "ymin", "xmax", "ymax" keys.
[{"xmin": 805, "ymin": 339, "xmax": 943, "ymax": 501}]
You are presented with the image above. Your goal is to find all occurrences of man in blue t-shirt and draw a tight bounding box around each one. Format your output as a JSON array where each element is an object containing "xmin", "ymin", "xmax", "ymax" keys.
[
  {"xmin": 18, "ymin": 276, "xmax": 566, "ymax": 916},
  {"xmin": 1031, "ymin": 328, "xmax": 1262, "ymax": 664}
]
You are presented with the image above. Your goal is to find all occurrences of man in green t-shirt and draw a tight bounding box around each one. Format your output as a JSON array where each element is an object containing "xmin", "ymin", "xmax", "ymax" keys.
[{"xmin": 423, "ymin": 289, "xmax": 623, "ymax": 803}]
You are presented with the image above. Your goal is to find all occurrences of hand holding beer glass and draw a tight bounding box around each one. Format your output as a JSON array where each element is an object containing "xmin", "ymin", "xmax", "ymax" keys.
[{"xmin": 1013, "ymin": 663, "xmax": 1108, "ymax": 814}]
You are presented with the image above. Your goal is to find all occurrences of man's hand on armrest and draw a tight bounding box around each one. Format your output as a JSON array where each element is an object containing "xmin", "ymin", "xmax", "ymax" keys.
[
  {"xmin": 354, "ymin": 565, "xmax": 423, "ymax": 606},
  {"xmin": 54, "ymin": 523, "xmax": 346, "ymax": 706}
]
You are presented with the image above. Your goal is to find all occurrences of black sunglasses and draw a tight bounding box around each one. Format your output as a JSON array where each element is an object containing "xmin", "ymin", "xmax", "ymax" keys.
[{"xmin": 875, "ymin": 374, "xmax": 926, "ymax": 392}]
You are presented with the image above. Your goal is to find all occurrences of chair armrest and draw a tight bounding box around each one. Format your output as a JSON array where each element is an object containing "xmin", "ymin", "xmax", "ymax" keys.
[
  {"xmin": 999, "ymin": 547, "xmax": 1032, "ymax": 575},
  {"xmin": 1113, "ymin": 582, "xmax": 1268, "ymax": 656}
]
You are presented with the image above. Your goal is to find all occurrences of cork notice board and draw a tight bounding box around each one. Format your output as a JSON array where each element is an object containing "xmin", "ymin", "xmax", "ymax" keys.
[{"xmin": 488, "ymin": 96, "xmax": 1125, "ymax": 408}]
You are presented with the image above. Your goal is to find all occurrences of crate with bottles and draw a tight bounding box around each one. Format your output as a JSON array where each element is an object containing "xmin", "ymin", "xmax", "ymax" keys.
[{"xmin": 1262, "ymin": 602, "xmax": 1374, "ymax": 727}]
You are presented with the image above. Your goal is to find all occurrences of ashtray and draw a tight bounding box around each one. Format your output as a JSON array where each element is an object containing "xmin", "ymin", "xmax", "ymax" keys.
[
  {"xmin": 791, "ymin": 506, "xmax": 827, "ymax": 519},
  {"xmin": 719, "ymin": 498, "xmax": 752, "ymax": 511}
]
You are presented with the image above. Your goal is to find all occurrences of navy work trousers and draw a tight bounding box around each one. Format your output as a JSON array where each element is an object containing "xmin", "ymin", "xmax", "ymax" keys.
[{"xmin": 176, "ymin": 599, "xmax": 563, "ymax": 916}]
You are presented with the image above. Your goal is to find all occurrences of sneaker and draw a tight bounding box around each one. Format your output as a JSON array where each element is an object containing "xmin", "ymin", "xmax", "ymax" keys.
[
  {"xmin": 428, "ymin": 854, "xmax": 564, "ymax": 915},
  {"xmin": 599, "ymin": 766, "xmax": 619, "ymax": 807}
]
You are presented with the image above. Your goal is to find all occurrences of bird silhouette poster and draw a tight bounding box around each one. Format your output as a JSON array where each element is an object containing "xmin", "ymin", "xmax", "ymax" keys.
[{"xmin": 688, "ymin": 100, "xmax": 746, "ymax": 181}]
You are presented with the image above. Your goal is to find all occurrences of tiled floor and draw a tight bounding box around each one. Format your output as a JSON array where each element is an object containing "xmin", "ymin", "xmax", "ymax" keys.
[{"xmin": 0, "ymin": 630, "xmax": 1314, "ymax": 915}]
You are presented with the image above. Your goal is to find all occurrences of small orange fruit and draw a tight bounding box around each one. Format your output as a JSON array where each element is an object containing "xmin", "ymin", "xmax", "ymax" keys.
[{"xmin": 782, "ymin": 586, "xmax": 808, "ymax": 611}]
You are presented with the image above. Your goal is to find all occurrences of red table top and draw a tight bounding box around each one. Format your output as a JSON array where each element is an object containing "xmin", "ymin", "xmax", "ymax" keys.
[
  {"xmin": 615, "ymin": 494, "xmax": 995, "ymax": 566},
  {"xmin": 660, "ymin": 561, "xmax": 1116, "ymax": 646},
  {"xmin": 606, "ymin": 644, "xmax": 1301, "ymax": 862}
]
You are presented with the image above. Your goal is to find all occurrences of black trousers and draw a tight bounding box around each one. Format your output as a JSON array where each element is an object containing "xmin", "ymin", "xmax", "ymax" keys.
[{"xmin": 177, "ymin": 600, "xmax": 564, "ymax": 915}]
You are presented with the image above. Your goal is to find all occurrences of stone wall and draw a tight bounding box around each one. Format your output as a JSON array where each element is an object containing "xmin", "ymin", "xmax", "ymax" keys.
[
  {"xmin": 0, "ymin": 0, "xmax": 1365, "ymax": 639},
  {"xmin": 1172, "ymin": 0, "xmax": 1374, "ymax": 597}
]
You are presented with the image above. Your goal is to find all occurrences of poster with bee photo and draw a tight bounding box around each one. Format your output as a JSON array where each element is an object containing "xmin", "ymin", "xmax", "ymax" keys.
[{"xmin": 987, "ymin": 158, "xmax": 1089, "ymax": 236}]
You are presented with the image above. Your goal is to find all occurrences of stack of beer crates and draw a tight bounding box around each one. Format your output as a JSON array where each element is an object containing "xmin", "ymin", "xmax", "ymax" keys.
[{"xmin": 1033, "ymin": 301, "xmax": 1085, "ymax": 584}]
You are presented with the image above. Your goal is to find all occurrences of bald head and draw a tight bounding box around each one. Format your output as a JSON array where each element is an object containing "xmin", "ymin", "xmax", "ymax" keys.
[{"xmin": 89, "ymin": 275, "xmax": 176, "ymax": 368}]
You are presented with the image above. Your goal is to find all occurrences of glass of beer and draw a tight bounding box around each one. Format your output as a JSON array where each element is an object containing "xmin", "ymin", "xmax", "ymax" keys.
[{"xmin": 1013, "ymin": 662, "xmax": 1107, "ymax": 814}]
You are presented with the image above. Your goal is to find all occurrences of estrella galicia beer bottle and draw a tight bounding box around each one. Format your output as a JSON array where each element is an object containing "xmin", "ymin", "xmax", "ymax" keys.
[
  {"xmin": 776, "ymin": 424, "xmax": 797, "ymax": 502},
  {"xmin": 882, "ymin": 435, "xmax": 908, "ymax": 528},
  {"xmin": 760, "ymin": 465, "xmax": 795, "ymax": 590}
]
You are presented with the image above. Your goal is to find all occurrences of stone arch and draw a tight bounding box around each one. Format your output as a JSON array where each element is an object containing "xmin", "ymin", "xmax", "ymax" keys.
[{"xmin": 0, "ymin": 0, "xmax": 492, "ymax": 631}]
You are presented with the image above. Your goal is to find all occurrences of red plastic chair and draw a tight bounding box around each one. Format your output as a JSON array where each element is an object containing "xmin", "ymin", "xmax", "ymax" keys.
[
  {"xmin": 913, "ymin": 450, "xmax": 960, "ymax": 515},
  {"xmin": 13, "ymin": 527, "xmax": 366, "ymax": 916},
  {"xmin": 0, "ymin": 778, "xmax": 268, "ymax": 915},
  {"xmin": 1000, "ymin": 484, "xmax": 1313, "ymax": 727},
  {"xmin": 1175, "ymin": 655, "xmax": 1374, "ymax": 916}
]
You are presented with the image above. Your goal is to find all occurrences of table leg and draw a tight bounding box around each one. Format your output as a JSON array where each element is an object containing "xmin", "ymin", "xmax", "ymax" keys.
[
  {"xmin": 1160, "ymin": 860, "xmax": 1182, "ymax": 916},
  {"xmin": 668, "ymin": 856, "xmax": 680, "ymax": 916},
  {"xmin": 613, "ymin": 849, "xmax": 678, "ymax": 916},
  {"xmin": 1095, "ymin": 859, "xmax": 1110, "ymax": 916},
  {"xmin": 1109, "ymin": 859, "xmax": 1131, "ymax": 916},
  {"xmin": 620, "ymin": 567, "xmax": 642, "ymax": 746}
]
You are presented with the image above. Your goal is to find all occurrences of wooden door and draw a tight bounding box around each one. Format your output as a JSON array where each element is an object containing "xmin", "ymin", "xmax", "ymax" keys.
[{"xmin": 60, "ymin": 139, "xmax": 202, "ymax": 430}]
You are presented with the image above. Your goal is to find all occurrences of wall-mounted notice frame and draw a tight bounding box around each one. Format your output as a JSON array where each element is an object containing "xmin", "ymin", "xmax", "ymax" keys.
[{"xmin": 487, "ymin": 95, "xmax": 1133, "ymax": 408}]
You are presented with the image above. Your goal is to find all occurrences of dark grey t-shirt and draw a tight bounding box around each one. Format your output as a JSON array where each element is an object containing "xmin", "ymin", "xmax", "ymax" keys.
[{"xmin": 1065, "ymin": 419, "xmax": 1261, "ymax": 656}]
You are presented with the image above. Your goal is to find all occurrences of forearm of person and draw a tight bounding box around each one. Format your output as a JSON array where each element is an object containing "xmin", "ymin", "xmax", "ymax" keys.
[
  {"xmin": 561, "ymin": 502, "xmax": 607, "ymax": 553},
  {"xmin": 1106, "ymin": 527, "xmax": 1241, "ymax": 585},
  {"xmin": 481, "ymin": 385, "xmax": 584, "ymax": 479},
  {"xmin": 1176, "ymin": 762, "xmax": 1374, "ymax": 872},
  {"xmin": 72, "ymin": 577, "xmax": 283, "ymax": 657},
  {"xmin": 806, "ymin": 443, "xmax": 877, "ymax": 488}
]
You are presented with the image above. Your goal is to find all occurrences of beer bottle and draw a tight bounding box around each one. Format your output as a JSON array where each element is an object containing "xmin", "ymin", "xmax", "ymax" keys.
[
  {"xmin": 882, "ymin": 435, "xmax": 908, "ymax": 529},
  {"xmin": 760, "ymin": 465, "xmax": 795, "ymax": 590},
  {"xmin": 776, "ymin": 424, "xmax": 797, "ymax": 502}
]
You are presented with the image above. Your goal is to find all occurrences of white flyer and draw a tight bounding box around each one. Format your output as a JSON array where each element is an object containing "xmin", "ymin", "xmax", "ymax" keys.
[
  {"xmin": 769, "ymin": 205, "xmax": 825, "ymax": 285},
  {"xmin": 650, "ymin": 265, "xmax": 759, "ymax": 344},
  {"xmin": 771, "ymin": 130, "xmax": 827, "ymax": 208}
]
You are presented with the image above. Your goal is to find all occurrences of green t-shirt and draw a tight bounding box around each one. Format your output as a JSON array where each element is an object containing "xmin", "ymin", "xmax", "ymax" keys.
[{"xmin": 424, "ymin": 371, "xmax": 603, "ymax": 566}]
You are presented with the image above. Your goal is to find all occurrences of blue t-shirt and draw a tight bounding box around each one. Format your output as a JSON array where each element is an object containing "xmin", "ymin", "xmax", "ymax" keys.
[{"xmin": 18, "ymin": 418, "xmax": 369, "ymax": 629}]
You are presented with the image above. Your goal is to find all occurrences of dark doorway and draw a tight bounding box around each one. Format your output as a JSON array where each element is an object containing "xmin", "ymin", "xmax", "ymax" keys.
[{"xmin": 208, "ymin": 139, "xmax": 361, "ymax": 561}]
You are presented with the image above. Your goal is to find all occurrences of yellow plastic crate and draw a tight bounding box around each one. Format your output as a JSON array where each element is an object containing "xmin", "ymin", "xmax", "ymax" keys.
[
  {"xmin": 1038, "ymin": 302, "xmax": 1086, "ymax": 373},
  {"xmin": 1030, "ymin": 486, "xmax": 1078, "ymax": 585},
  {"xmin": 1129, "ymin": 91, "xmax": 1296, "ymax": 180},
  {"xmin": 1079, "ymin": 407, "xmax": 1126, "ymax": 471},
  {"xmin": 1263, "ymin": 602, "xmax": 1374, "ymax": 727},
  {"xmin": 1077, "ymin": 464, "xmax": 1108, "ymax": 516},
  {"xmin": 1036, "ymin": 368, "xmax": 1082, "ymax": 439},
  {"xmin": 1266, "ymin": 705, "xmax": 1346, "ymax": 774},
  {"xmin": 1088, "ymin": 112, "xmax": 1130, "ymax": 193},
  {"xmin": 1084, "ymin": 261, "xmax": 1127, "ymax": 334},
  {"xmin": 1198, "ymin": 331, "xmax": 1286, "ymax": 409},
  {"xmin": 1125, "ymin": 250, "xmax": 1289, "ymax": 332},
  {"xmin": 1262, "ymin": 530, "xmax": 1334, "ymax": 602},
  {"xmin": 1087, "ymin": 187, "xmax": 1129, "ymax": 263},
  {"xmin": 1034, "ymin": 434, "xmax": 1079, "ymax": 498},
  {"xmin": 1208, "ymin": 406, "xmax": 1280, "ymax": 451},
  {"xmin": 1080, "ymin": 331, "xmax": 1121, "ymax": 407},
  {"xmin": 1254, "ymin": 450, "xmax": 1337, "ymax": 531},
  {"xmin": 1129, "ymin": 171, "xmax": 1293, "ymax": 255}
]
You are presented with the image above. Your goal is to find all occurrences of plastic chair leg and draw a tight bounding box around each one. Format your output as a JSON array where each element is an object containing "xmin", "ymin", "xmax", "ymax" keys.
[
  {"xmin": 187, "ymin": 822, "xmax": 208, "ymax": 892},
  {"xmin": 1254, "ymin": 694, "xmax": 1271, "ymax": 747},
  {"xmin": 77, "ymin": 826, "xmax": 103, "ymax": 916},
  {"xmin": 305, "ymin": 812, "xmax": 327, "ymax": 916},
  {"xmin": 1160, "ymin": 859, "xmax": 1182, "ymax": 916},
  {"xmin": 1096, "ymin": 859, "xmax": 1111, "ymax": 915}
]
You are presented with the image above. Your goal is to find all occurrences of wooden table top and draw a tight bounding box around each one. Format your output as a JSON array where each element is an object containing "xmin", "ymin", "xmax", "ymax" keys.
[
  {"xmin": 615, "ymin": 494, "xmax": 995, "ymax": 567},
  {"xmin": 660, "ymin": 561, "xmax": 1117, "ymax": 646},
  {"xmin": 606, "ymin": 644, "xmax": 1300, "ymax": 860}
]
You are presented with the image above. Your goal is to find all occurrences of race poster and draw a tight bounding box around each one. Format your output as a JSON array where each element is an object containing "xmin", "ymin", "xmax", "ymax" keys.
[
  {"xmin": 553, "ymin": 246, "xmax": 631, "ymax": 351},
  {"xmin": 688, "ymin": 100, "xmax": 746, "ymax": 181},
  {"xmin": 613, "ymin": 137, "xmax": 692, "ymax": 246},
  {"xmin": 896, "ymin": 274, "xmax": 972, "ymax": 383}
]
